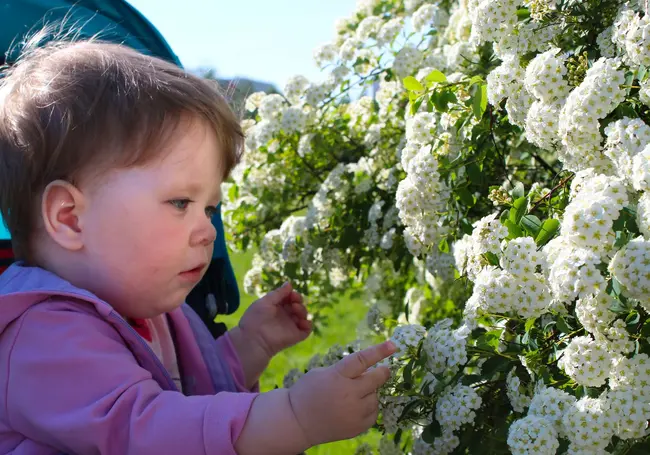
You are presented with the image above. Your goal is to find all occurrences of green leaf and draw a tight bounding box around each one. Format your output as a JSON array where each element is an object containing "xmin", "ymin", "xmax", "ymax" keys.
[
  {"xmin": 457, "ymin": 187, "xmax": 475, "ymax": 206},
  {"xmin": 403, "ymin": 76, "xmax": 424, "ymax": 92},
  {"xmin": 472, "ymin": 83, "xmax": 488, "ymax": 119},
  {"xmin": 626, "ymin": 310, "xmax": 640, "ymax": 326},
  {"xmin": 469, "ymin": 75, "xmax": 484, "ymax": 86},
  {"xmin": 504, "ymin": 219, "xmax": 523, "ymax": 239},
  {"xmin": 430, "ymin": 88, "xmax": 457, "ymax": 112},
  {"xmin": 511, "ymin": 181, "xmax": 525, "ymax": 200},
  {"xmin": 509, "ymin": 197, "xmax": 528, "ymax": 224},
  {"xmin": 556, "ymin": 316, "xmax": 573, "ymax": 334},
  {"xmin": 535, "ymin": 218, "xmax": 560, "ymax": 246},
  {"xmin": 480, "ymin": 356, "xmax": 511, "ymax": 378},
  {"xmin": 439, "ymin": 237, "xmax": 450, "ymax": 254},
  {"xmin": 484, "ymin": 252, "xmax": 500, "ymax": 266},
  {"xmin": 520, "ymin": 215, "xmax": 542, "ymax": 237},
  {"xmin": 421, "ymin": 420, "xmax": 442, "ymax": 443},
  {"xmin": 425, "ymin": 69, "xmax": 447, "ymax": 84},
  {"xmin": 410, "ymin": 97, "xmax": 424, "ymax": 115},
  {"xmin": 467, "ymin": 163, "xmax": 482, "ymax": 183},
  {"xmin": 525, "ymin": 317, "xmax": 537, "ymax": 333}
]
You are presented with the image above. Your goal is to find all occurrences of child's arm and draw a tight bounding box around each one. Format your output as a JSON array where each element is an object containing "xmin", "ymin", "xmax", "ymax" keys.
[
  {"xmin": 235, "ymin": 341, "xmax": 397, "ymax": 455},
  {"xmin": 5, "ymin": 306, "xmax": 257, "ymax": 455}
]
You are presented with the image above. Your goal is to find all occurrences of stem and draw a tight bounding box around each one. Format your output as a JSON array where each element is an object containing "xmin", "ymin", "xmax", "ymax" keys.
[{"xmin": 528, "ymin": 173, "xmax": 575, "ymax": 214}]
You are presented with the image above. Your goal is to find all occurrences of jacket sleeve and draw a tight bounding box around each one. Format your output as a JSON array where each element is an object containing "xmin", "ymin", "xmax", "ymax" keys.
[{"xmin": 5, "ymin": 306, "xmax": 258, "ymax": 455}]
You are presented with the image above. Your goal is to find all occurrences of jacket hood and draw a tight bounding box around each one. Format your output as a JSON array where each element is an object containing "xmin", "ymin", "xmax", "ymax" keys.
[{"xmin": 0, "ymin": 263, "xmax": 113, "ymax": 336}]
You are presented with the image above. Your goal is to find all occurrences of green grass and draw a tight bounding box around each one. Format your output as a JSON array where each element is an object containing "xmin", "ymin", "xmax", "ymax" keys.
[{"xmin": 217, "ymin": 249, "xmax": 379, "ymax": 454}]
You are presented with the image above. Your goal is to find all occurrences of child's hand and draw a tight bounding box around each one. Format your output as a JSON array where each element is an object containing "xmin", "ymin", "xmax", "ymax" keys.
[
  {"xmin": 239, "ymin": 281, "xmax": 312, "ymax": 358},
  {"xmin": 288, "ymin": 340, "xmax": 397, "ymax": 446}
]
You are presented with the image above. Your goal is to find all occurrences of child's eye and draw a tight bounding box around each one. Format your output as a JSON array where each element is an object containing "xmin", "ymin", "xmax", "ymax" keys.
[{"xmin": 169, "ymin": 199, "xmax": 191, "ymax": 210}]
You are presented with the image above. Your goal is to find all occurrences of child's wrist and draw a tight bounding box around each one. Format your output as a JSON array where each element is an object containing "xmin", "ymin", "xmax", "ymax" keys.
[{"xmin": 228, "ymin": 326, "xmax": 271, "ymax": 387}]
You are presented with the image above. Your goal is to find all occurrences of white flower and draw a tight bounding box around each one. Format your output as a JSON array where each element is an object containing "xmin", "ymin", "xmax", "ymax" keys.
[
  {"xmin": 562, "ymin": 396, "xmax": 614, "ymax": 451},
  {"xmin": 280, "ymin": 107, "xmax": 306, "ymax": 133},
  {"xmin": 412, "ymin": 4, "xmax": 449, "ymax": 33},
  {"xmin": 507, "ymin": 415, "xmax": 559, "ymax": 455},
  {"xmin": 435, "ymin": 383, "xmax": 482, "ymax": 431},
  {"xmin": 632, "ymin": 144, "xmax": 650, "ymax": 191},
  {"xmin": 468, "ymin": 0, "xmax": 519, "ymax": 45},
  {"xmin": 575, "ymin": 292, "xmax": 616, "ymax": 335},
  {"xmin": 486, "ymin": 56, "xmax": 525, "ymax": 106},
  {"xmin": 607, "ymin": 386, "xmax": 650, "ymax": 440},
  {"xmin": 392, "ymin": 46, "xmax": 423, "ymax": 78},
  {"xmin": 558, "ymin": 58, "xmax": 626, "ymax": 172},
  {"xmin": 390, "ymin": 324, "xmax": 426, "ymax": 353},
  {"xmin": 637, "ymin": 191, "xmax": 650, "ymax": 237},
  {"xmin": 506, "ymin": 368, "xmax": 532, "ymax": 413},
  {"xmin": 604, "ymin": 117, "xmax": 650, "ymax": 186},
  {"xmin": 609, "ymin": 353, "xmax": 650, "ymax": 398},
  {"xmin": 244, "ymin": 91, "xmax": 266, "ymax": 112},
  {"xmin": 524, "ymin": 48, "xmax": 570, "ymax": 104},
  {"xmin": 424, "ymin": 320, "xmax": 469, "ymax": 374},
  {"xmin": 313, "ymin": 43, "xmax": 338, "ymax": 66},
  {"xmin": 528, "ymin": 385, "xmax": 576, "ymax": 435},
  {"xmin": 609, "ymin": 237, "xmax": 650, "ymax": 306},
  {"xmin": 356, "ymin": 16, "xmax": 383, "ymax": 41},
  {"xmin": 405, "ymin": 112, "xmax": 437, "ymax": 144},
  {"xmin": 283, "ymin": 368, "xmax": 304, "ymax": 388},
  {"xmin": 377, "ymin": 17, "xmax": 404, "ymax": 46},
  {"xmin": 283, "ymin": 75, "xmax": 309, "ymax": 104},
  {"xmin": 525, "ymin": 101, "xmax": 562, "ymax": 151},
  {"xmin": 558, "ymin": 335, "xmax": 612, "ymax": 387}
]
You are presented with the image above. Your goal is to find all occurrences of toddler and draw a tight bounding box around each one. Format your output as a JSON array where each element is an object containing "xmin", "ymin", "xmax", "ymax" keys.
[{"xmin": 0, "ymin": 35, "xmax": 395, "ymax": 455}]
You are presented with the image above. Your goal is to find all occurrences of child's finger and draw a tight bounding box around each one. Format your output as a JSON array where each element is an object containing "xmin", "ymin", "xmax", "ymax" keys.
[
  {"xmin": 289, "ymin": 290, "xmax": 303, "ymax": 305},
  {"xmin": 291, "ymin": 301, "xmax": 309, "ymax": 319},
  {"xmin": 298, "ymin": 319, "xmax": 313, "ymax": 332}
]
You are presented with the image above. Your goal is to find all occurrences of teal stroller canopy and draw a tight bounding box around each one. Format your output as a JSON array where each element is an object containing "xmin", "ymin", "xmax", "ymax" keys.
[{"xmin": 0, "ymin": 0, "xmax": 240, "ymax": 333}]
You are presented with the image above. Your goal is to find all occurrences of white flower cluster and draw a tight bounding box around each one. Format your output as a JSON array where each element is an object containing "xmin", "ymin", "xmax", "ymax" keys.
[
  {"xmin": 575, "ymin": 291, "xmax": 616, "ymax": 335},
  {"xmin": 390, "ymin": 324, "xmax": 426, "ymax": 354},
  {"xmin": 396, "ymin": 145, "xmax": 450, "ymax": 257},
  {"xmin": 613, "ymin": 8, "xmax": 650, "ymax": 67},
  {"xmin": 423, "ymin": 319, "xmax": 469, "ymax": 374},
  {"xmin": 558, "ymin": 58, "xmax": 626, "ymax": 172},
  {"xmin": 523, "ymin": 48, "xmax": 571, "ymax": 150},
  {"xmin": 524, "ymin": 48, "xmax": 570, "ymax": 104},
  {"xmin": 638, "ymin": 191, "xmax": 650, "ymax": 237},
  {"xmin": 380, "ymin": 396, "xmax": 414, "ymax": 433},
  {"xmin": 453, "ymin": 213, "xmax": 508, "ymax": 280},
  {"xmin": 506, "ymin": 368, "xmax": 532, "ymax": 413},
  {"xmin": 544, "ymin": 235, "xmax": 605, "ymax": 304},
  {"xmin": 507, "ymin": 415, "xmax": 559, "ymax": 455},
  {"xmin": 560, "ymin": 173, "xmax": 628, "ymax": 252},
  {"xmin": 528, "ymin": 385, "xmax": 576, "ymax": 435},
  {"xmin": 609, "ymin": 237, "xmax": 650, "ymax": 307},
  {"xmin": 468, "ymin": 0, "xmax": 519, "ymax": 45},
  {"xmin": 562, "ymin": 396, "xmax": 613, "ymax": 452},
  {"xmin": 558, "ymin": 335, "xmax": 612, "ymax": 387},
  {"xmin": 435, "ymin": 383, "xmax": 482, "ymax": 431},
  {"xmin": 604, "ymin": 117, "xmax": 650, "ymax": 188}
]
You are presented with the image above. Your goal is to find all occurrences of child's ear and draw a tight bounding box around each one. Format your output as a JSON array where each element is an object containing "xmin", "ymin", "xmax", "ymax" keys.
[{"xmin": 41, "ymin": 180, "xmax": 86, "ymax": 252}]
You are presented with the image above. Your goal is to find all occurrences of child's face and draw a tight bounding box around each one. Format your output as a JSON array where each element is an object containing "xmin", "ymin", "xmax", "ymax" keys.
[{"xmin": 79, "ymin": 119, "xmax": 224, "ymax": 319}]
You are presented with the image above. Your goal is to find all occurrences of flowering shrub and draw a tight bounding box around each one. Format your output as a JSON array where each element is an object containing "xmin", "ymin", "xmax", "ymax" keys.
[{"xmin": 224, "ymin": 0, "xmax": 650, "ymax": 452}]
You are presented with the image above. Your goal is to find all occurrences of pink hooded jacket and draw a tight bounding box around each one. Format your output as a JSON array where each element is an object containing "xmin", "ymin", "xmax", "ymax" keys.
[{"xmin": 0, "ymin": 263, "xmax": 259, "ymax": 454}]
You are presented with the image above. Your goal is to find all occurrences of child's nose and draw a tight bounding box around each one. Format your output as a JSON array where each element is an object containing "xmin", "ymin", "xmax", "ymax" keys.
[{"xmin": 191, "ymin": 216, "xmax": 217, "ymax": 247}]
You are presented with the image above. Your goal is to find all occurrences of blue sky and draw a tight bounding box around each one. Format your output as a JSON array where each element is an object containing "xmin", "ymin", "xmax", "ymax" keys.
[{"xmin": 127, "ymin": 0, "xmax": 356, "ymax": 90}]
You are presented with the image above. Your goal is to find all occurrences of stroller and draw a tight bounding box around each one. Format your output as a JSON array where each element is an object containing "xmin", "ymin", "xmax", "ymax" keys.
[{"xmin": 0, "ymin": 0, "xmax": 240, "ymax": 338}]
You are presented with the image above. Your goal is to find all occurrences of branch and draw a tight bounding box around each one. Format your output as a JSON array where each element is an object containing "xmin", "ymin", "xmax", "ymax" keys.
[{"xmin": 528, "ymin": 173, "xmax": 575, "ymax": 214}]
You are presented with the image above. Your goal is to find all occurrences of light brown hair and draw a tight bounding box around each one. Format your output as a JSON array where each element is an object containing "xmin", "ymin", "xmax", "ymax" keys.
[{"xmin": 0, "ymin": 33, "xmax": 243, "ymax": 262}]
